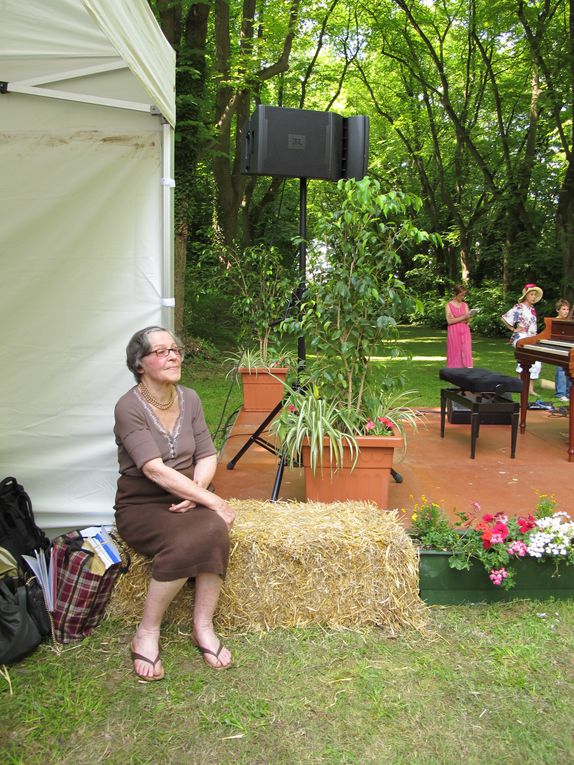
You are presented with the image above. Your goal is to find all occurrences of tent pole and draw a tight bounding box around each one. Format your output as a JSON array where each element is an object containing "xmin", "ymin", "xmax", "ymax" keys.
[{"xmin": 160, "ymin": 120, "xmax": 175, "ymax": 330}]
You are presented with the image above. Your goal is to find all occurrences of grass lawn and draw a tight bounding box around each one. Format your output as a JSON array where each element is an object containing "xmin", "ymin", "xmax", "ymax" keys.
[
  {"xmin": 2, "ymin": 327, "xmax": 571, "ymax": 765},
  {"xmin": 366, "ymin": 325, "xmax": 556, "ymax": 409},
  {"xmin": 3, "ymin": 603, "xmax": 573, "ymax": 764},
  {"xmin": 189, "ymin": 326, "xmax": 557, "ymax": 433}
]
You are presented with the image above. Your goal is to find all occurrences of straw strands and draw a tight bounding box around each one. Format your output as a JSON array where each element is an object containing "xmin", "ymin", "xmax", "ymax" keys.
[{"xmin": 107, "ymin": 500, "xmax": 428, "ymax": 634}]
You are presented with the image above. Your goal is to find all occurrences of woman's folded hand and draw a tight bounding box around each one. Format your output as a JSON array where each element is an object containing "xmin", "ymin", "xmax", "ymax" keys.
[{"xmin": 168, "ymin": 498, "xmax": 197, "ymax": 513}]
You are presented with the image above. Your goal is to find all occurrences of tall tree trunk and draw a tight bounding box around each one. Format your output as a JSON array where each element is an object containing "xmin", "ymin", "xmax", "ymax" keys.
[
  {"xmin": 557, "ymin": 0, "xmax": 574, "ymax": 303},
  {"xmin": 557, "ymin": 160, "xmax": 574, "ymax": 303}
]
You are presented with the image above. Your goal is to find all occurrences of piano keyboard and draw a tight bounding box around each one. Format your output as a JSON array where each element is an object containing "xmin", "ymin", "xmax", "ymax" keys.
[{"xmin": 520, "ymin": 341, "xmax": 571, "ymax": 357}]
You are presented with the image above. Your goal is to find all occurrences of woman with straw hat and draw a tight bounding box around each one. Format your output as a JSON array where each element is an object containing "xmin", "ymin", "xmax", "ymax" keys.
[{"xmin": 501, "ymin": 283, "xmax": 543, "ymax": 396}]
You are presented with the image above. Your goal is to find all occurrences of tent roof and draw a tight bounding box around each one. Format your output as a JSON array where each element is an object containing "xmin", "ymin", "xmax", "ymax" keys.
[{"xmin": 0, "ymin": 0, "xmax": 176, "ymax": 127}]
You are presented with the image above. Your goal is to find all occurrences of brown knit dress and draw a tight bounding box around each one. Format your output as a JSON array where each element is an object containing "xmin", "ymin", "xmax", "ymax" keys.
[{"xmin": 113, "ymin": 386, "xmax": 229, "ymax": 581}]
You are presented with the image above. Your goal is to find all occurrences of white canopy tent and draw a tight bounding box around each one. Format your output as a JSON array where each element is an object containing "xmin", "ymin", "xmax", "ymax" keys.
[{"xmin": 0, "ymin": 0, "xmax": 176, "ymax": 532}]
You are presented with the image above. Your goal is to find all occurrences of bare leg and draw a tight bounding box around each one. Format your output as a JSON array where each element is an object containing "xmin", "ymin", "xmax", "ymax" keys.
[
  {"xmin": 131, "ymin": 576, "xmax": 187, "ymax": 679},
  {"xmin": 192, "ymin": 572, "xmax": 232, "ymax": 669}
]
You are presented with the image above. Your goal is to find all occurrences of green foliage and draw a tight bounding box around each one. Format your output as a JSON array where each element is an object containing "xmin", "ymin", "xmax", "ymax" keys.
[
  {"xmin": 160, "ymin": 0, "xmax": 573, "ymax": 331},
  {"xmin": 274, "ymin": 381, "xmax": 421, "ymax": 473},
  {"xmin": 410, "ymin": 280, "xmax": 513, "ymax": 338},
  {"xmin": 409, "ymin": 499, "xmax": 460, "ymax": 551},
  {"xmin": 224, "ymin": 346, "xmax": 296, "ymax": 376},
  {"xmin": 194, "ymin": 242, "xmax": 297, "ymax": 363},
  {"xmin": 468, "ymin": 282, "xmax": 511, "ymax": 337},
  {"xmin": 284, "ymin": 178, "xmax": 433, "ymax": 411},
  {"xmin": 274, "ymin": 178, "xmax": 433, "ymax": 469},
  {"xmin": 184, "ymin": 286, "xmax": 239, "ymax": 350}
]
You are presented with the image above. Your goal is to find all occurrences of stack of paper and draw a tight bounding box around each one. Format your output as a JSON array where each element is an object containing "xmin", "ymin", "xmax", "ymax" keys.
[{"xmin": 22, "ymin": 548, "xmax": 56, "ymax": 612}]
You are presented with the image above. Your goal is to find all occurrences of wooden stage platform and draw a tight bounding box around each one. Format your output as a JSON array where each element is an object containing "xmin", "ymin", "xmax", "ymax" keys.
[{"xmin": 214, "ymin": 406, "xmax": 572, "ymax": 521}]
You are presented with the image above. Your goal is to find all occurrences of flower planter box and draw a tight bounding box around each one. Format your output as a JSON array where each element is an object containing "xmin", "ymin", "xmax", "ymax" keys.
[
  {"xmin": 238, "ymin": 367, "xmax": 288, "ymax": 412},
  {"xmin": 301, "ymin": 435, "xmax": 403, "ymax": 509},
  {"xmin": 419, "ymin": 549, "xmax": 574, "ymax": 605}
]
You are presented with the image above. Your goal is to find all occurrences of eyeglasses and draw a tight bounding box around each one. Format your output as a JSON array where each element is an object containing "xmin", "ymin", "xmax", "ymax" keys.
[{"xmin": 145, "ymin": 346, "xmax": 185, "ymax": 360}]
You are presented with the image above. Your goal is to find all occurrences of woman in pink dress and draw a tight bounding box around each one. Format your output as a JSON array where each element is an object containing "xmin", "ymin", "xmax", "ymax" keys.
[{"xmin": 445, "ymin": 285, "xmax": 475, "ymax": 367}]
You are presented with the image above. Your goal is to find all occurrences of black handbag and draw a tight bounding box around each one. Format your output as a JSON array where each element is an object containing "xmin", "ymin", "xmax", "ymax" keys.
[
  {"xmin": 26, "ymin": 578, "xmax": 52, "ymax": 638},
  {"xmin": 0, "ymin": 477, "xmax": 50, "ymax": 562},
  {"xmin": 0, "ymin": 578, "xmax": 42, "ymax": 665}
]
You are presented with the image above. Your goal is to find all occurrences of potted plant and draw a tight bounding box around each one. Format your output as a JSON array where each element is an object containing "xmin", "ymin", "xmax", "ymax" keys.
[
  {"xmin": 272, "ymin": 177, "xmax": 435, "ymax": 507},
  {"xmin": 411, "ymin": 495, "xmax": 574, "ymax": 604},
  {"xmin": 207, "ymin": 242, "xmax": 297, "ymax": 412}
]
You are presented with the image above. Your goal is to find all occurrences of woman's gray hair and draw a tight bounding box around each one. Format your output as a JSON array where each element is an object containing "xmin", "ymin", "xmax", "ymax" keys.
[{"xmin": 126, "ymin": 326, "xmax": 183, "ymax": 382}]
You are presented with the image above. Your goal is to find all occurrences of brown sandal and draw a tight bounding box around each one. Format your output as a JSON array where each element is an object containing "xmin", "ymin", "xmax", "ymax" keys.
[
  {"xmin": 191, "ymin": 636, "xmax": 232, "ymax": 670},
  {"xmin": 130, "ymin": 644, "xmax": 165, "ymax": 681}
]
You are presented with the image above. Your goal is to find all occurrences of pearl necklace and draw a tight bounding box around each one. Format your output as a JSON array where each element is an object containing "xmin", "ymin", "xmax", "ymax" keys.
[{"xmin": 138, "ymin": 381, "xmax": 176, "ymax": 410}]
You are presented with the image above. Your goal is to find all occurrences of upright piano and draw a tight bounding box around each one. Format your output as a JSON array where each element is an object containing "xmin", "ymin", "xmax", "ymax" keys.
[{"xmin": 515, "ymin": 317, "xmax": 574, "ymax": 461}]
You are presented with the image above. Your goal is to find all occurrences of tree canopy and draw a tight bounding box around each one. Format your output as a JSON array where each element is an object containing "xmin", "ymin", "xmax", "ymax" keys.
[{"xmin": 151, "ymin": 0, "xmax": 574, "ymax": 337}]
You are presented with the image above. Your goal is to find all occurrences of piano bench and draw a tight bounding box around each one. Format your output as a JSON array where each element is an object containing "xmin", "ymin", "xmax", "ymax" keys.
[{"xmin": 439, "ymin": 368, "xmax": 522, "ymax": 459}]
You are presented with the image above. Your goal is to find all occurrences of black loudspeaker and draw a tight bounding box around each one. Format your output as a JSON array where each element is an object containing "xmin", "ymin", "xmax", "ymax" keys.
[
  {"xmin": 241, "ymin": 106, "xmax": 368, "ymax": 181},
  {"xmin": 343, "ymin": 115, "xmax": 369, "ymax": 181}
]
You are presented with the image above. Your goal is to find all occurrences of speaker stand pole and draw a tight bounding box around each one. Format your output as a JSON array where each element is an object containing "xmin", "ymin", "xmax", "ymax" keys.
[
  {"xmin": 297, "ymin": 177, "xmax": 307, "ymax": 370},
  {"xmin": 225, "ymin": 178, "xmax": 307, "ymax": 501}
]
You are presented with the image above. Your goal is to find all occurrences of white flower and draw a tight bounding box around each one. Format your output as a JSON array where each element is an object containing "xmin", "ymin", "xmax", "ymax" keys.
[{"xmin": 526, "ymin": 513, "xmax": 574, "ymax": 560}]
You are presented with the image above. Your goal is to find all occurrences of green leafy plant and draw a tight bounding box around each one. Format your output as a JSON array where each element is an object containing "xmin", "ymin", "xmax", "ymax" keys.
[
  {"xmin": 411, "ymin": 495, "xmax": 574, "ymax": 590},
  {"xmin": 274, "ymin": 381, "xmax": 421, "ymax": 473},
  {"xmin": 273, "ymin": 177, "xmax": 434, "ymax": 471},
  {"xmin": 199, "ymin": 241, "xmax": 296, "ymax": 366},
  {"xmin": 225, "ymin": 346, "xmax": 296, "ymax": 376}
]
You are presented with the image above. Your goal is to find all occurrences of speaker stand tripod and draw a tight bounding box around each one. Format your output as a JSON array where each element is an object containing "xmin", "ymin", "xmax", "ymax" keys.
[{"xmin": 226, "ymin": 398, "xmax": 288, "ymax": 500}]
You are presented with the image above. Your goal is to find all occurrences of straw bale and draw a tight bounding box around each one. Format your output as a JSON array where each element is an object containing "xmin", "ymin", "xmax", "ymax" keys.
[{"xmin": 107, "ymin": 500, "xmax": 427, "ymax": 634}]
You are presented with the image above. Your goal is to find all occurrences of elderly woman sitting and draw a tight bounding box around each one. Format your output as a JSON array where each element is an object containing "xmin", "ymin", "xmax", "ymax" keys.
[{"xmin": 114, "ymin": 326, "xmax": 235, "ymax": 680}]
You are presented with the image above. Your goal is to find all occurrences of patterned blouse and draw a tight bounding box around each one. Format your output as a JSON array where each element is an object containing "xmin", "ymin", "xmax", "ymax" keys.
[{"xmin": 501, "ymin": 302, "xmax": 538, "ymax": 345}]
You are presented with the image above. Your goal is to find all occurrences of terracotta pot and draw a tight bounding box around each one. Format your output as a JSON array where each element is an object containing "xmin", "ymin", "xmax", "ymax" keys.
[
  {"xmin": 301, "ymin": 434, "xmax": 403, "ymax": 509},
  {"xmin": 238, "ymin": 367, "xmax": 288, "ymax": 412}
]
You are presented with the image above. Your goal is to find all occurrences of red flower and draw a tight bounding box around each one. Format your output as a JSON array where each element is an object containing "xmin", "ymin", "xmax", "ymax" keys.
[
  {"xmin": 481, "ymin": 529, "xmax": 493, "ymax": 550},
  {"xmin": 491, "ymin": 521, "xmax": 509, "ymax": 540},
  {"xmin": 482, "ymin": 514, "xmax": 494, "ymax": 523},
  {"xmin": 481, "ymin": 521, "xmax": 508, "ymax": 550},
  {"xmin": 517, "ymin": 515, "xmax": 537, "ymax": 534}
]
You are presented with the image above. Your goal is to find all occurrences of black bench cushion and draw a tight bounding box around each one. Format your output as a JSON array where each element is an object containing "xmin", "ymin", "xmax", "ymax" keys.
[{"xmin": 439, "ymin": 367, "xmax": 523, "ymax": 394}]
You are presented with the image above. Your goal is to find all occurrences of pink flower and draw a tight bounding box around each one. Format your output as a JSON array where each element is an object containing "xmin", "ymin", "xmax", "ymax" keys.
[
  {"xmin": 489, "ymin": 567, "xmax": 508, "ymax": 586},
  {"xmin": 377, "ymin": 416, "xmax": 393, "ymax": 429},
  {"xmin": 365, "ymin": 419, "xmax": 376, "ymax": 431},
  {"xmin": 508, "ymin": 540, "xmax": 527, "ymax": 557},
  {"xmin": 482, "ymin": 514, "xmax": 494, "ymax": 523},
  {"xmin": 286, "ymin": 404, "xmax": 298, "ymax": 414}
]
